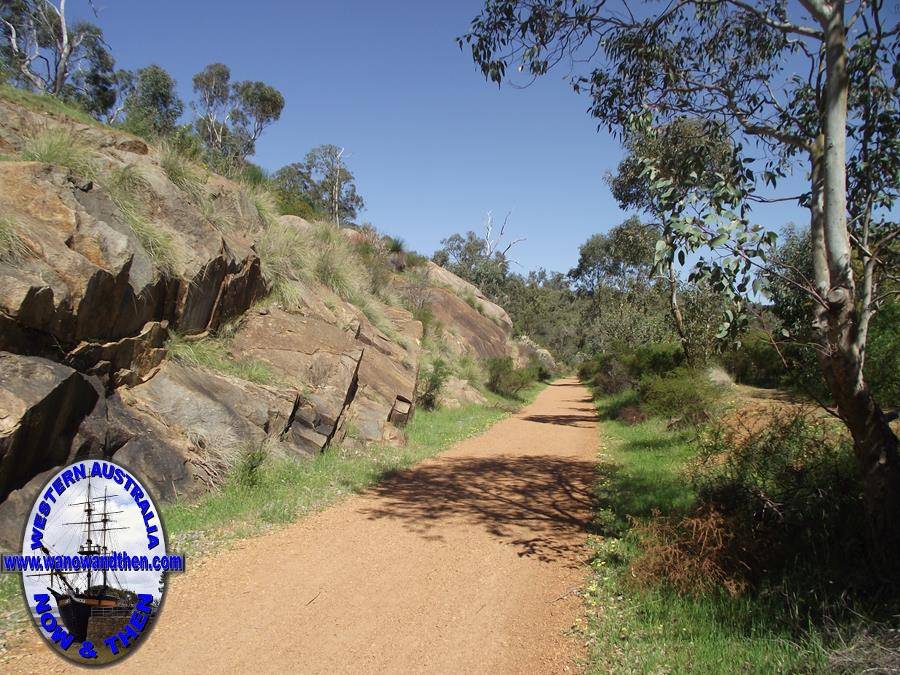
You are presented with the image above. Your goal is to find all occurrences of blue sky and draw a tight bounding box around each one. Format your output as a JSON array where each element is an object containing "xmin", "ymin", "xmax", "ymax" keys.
[{"xmin": 76, "ymin": 0, "xmax": 809, "ymax": 273}]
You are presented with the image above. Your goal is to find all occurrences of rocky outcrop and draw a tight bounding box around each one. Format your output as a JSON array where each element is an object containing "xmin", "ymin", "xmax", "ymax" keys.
[
  {"xmin": 514, "ymin": 336, "xmax": 558, "ymax": 374},
  {"xmin": 0, "ymin": 94, "xmax": 525, "ymax": 514},
  {"xmin": 0, "ymin": 354, "xmax": 98, "ymax": 501}
]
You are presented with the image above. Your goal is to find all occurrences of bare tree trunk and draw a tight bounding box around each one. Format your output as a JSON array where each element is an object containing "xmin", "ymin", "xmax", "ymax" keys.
[
  {"xmin": 814, "ymin": 4, "xmax": 900, "ymax": 567},
  {"xmin": 667, "ymin": 263, "xmax": 690, "ymax": 367}
]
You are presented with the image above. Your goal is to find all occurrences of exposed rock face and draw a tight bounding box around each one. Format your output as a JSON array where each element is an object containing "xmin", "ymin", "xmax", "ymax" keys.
[
  {"xmin": 425, "ymin": 262, "xmax": 513, "ymax": 333},
  {"xmin": 0, "ymin": 95, "xmax": 527, "ymax": 512},
  {"xmin": 0, "ymin": 353, "xmax": 98, "ymax": 501}
]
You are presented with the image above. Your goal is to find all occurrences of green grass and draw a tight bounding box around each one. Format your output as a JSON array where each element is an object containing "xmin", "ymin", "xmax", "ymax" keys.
[
  {"xmin": 167, "ymin": 334, "xmax": 279, "ymax": 386},
  {"xmin": 583, "ymin": 391, "xmax": 829, "ymax": 673},
  {"xmin": 0, "ymin": 83, "xmax": 97, "ymax": 126},
  {"xmin": 163, "ymin": 384, "xmax": 545, "ymax": 554},
  {"xmin": 20, "ymin": 126, "xmax": 96, "ymax": 178},
  {"xmin": 0, "ymin": 217, "xmax": 36, "ymax": 265}
]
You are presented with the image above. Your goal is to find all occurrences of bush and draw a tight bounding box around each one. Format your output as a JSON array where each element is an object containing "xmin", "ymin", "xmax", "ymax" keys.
[
  {"xmin": 416, "ymin": 358, "xmax": 450, "ymax": 410},
  {"xmin": 640, "ymin": 367, "xmax": 723, "ymax": 426},
  {"xmin": 866, "ymin": 299, "xmax": 900, "ymax": 406},
  {"xmin": 529, "ymin": 355, "xmax": 553, "ymax": 382},
  {"xmin": 631, "ymin": 411, "xmax": 874, "ymax": 602},
  {"xmin": 386, "ymin": 236, "xmax": 404, "ymax": 253},
  {"xmin": 234, "ymin": 439, "xmax": 269, "ymax": 488},
  {"xmin": 578, "ymin": 353, "xmax": 632, "ymax": 395},
  {"xmin": 485, "ymin": 356, "xmax": 535, "ymax": 397},
  {"xmin": 105, "ymin": 165, "xmax": 177, "ymax": 274},
  {"xmin": 624, "ymin": 341, "xmax": 685, "ymax": 379},
  {"xmin": 159, "ymin": 140, "xmax": 207, "ymax": 202},
  {"xmin": 726, "ymin": 330, "xmax": 786, "ymax": 389},
  {"xmin": 579, "ymin": 341, "xmax": 685, "ymax": 396}
]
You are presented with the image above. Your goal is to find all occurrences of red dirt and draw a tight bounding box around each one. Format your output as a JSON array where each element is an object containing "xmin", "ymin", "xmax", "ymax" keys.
[{"xmin": 4, "ymin": 378, "xmax": 599, "ymax": 673}]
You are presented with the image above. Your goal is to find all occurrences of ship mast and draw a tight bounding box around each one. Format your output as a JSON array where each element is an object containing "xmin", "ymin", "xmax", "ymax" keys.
[
  {"xmin": 84, "ymin": 478, "xmax": 92, "ymax": 591},
  {"xmin": 101, "ymin": 487, "xmax": 108, "ymax": 589}
]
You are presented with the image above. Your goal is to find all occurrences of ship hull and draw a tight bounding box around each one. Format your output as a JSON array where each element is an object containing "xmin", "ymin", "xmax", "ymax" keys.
[
  {"xmin": 50, "ymin": 590, "xmax": 132, "ymax": 643},
  {"xmin": 51, "ymin": 591, "xmax": 92, "ymax": 643}
]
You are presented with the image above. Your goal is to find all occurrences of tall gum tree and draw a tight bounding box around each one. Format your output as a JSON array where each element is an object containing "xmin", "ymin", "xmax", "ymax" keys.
[{"xmin": 460, "ymin": 0, "xmax": 900, "ymax": 559}]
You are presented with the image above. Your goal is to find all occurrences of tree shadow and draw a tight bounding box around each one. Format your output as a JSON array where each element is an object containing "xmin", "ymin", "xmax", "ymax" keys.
[
  {"xmin": 521, "ymin": 412, "xmax": 599, "ymax": 428},
  {"xmin": 362, "ymin": 454, "xmax": 598, "ymax": 566}
]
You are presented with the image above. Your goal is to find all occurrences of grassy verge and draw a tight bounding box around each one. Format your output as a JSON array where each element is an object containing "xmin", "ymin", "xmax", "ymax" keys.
[
  {"xmin": 164, "ymin": 381, "xmax": 545, "ymax": 556},
  {"xmin": 0, "ymin": 83, "xmax": 98, "ymax": 126},
  {"xmin": 583, "ymin": 391, "xmax": 828, "ymax": 673}
]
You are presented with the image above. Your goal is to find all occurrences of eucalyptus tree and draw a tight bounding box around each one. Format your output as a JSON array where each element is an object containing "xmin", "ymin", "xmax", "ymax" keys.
[
  {"xmin": 461, "ymin": 0, "xmax": 900, "ymax": 549},
  {"xmin": 1, "ymin": 0, "xmax": 113, "ymax": 97},
  {"xmin": 607, "ymin": 118, "xmax": 742, "ymax": 362},
  {"xmin": 191, "ymin": 63, "xmax": 284, "ymax": 164},
  {"xmin": 121, "ymin": 64, "xmax": 183, "ymax": 138}
]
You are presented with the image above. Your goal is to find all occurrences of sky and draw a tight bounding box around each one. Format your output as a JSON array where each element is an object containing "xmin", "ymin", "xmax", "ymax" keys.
[{"xmin": 71, "ymin": 0, "xmax": 812, "ymax": 274}]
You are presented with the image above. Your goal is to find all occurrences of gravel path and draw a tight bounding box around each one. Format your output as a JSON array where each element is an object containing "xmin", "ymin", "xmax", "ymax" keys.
[{"xmin": 6, "ymin": 378, "xmax": 599, "ymax": 673}]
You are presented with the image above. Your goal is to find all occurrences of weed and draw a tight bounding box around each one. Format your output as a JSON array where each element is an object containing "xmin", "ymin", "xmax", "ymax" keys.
[
  {"xmin": 233, "ymin": 439, "xmax": 270, "ymax": 488},
  {"xmin": 386, "ymin": 236, "xmax": 405, "ymax": 253},
  {"xmin": 168, "ymin": 334, "xmax": 278, "ymax": 386},
  {"xmin": 416, "ymin": 357, "xmax": 450, "ymax": 410}
]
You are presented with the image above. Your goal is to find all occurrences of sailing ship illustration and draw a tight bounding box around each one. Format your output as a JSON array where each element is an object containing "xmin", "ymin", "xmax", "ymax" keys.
[{"xmin": 30, "ymin": 478, "xmax": 142, "ymax": 643}]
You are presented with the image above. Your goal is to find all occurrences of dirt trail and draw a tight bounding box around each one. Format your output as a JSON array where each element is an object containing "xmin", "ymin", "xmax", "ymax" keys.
[{"xmin": 6, "ymin": 378, "xmax": 599, "ymax": 673}]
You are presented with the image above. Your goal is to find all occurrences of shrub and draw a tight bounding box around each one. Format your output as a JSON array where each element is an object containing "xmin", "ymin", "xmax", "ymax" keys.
[
  {"xmin": 866, "ymin": 299, "xmax": 900, "ymax": 405},
  {"xmin": 168, "ymin": 334, "xmax": 277, "ymax": 385},
  {"xmin": 257, "ymin": 218, "xmax": 309, "ymax": 307},
  {"xmin": 616, "ymin": 404, "xmax": 647, "ymax": 425},
  {"xmin": 404, "ymin": 251, "xmax": 429, "ymax": 268},
  {"xmin": 624, "ymin": 341, "xmax": 684, "ymax": 379},
  {"xmin": 21, "ymin": 127, "xmax": 96, "ymax": 178},
  {"xmin": 579, "ymin": 353, "xmax": 632, "ymax": 395},
  {"xmin": 726, "ymin": 330, "xmax": 785, "ymax": 389},
  {"xmin": 630, "ymin": 505, "xmax": 749, "ymax": 597},
  {"xmin": 233, "ymin": 439, "xmax": 270, "ymax": 488},
  {"xmin": 416, "ymin": 358, "xmax": 450, "ymax": 410},
  {"xmin": 485, "ymin": 356, "xmax": 535, "ymax": 397},
  {"xmin": 640, "ymin": 367, "xmax": 723, "ymax": 426},
  {"xmin": 529, "ymin": 355, "xmax": 553, "ymax": 383},
  {"xmin": 630, "ymin": 411, "xmax": 874, "ymax": 602},
  {"xmin": 242, "ymin": 184, "xmax": 280, "ymax": 230},
  {"xmin": 386, "ymin": 236, "xmax": 405, "ymax": 253}
]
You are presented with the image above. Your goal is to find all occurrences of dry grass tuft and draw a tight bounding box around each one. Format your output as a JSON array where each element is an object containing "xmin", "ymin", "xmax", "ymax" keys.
[
  {"xmin": 0, "ymin": 217, "xmax": 38, "ymax": 265},
  {"xmin": 105, "ymin": 164, "xmax": 178, "ymax": 274},
  {"xmin": 21, "ymin": 126, "xmax": 96, "ymax": 178}
]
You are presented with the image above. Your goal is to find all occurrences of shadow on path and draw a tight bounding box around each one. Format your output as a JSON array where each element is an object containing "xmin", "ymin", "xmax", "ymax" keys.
[{"xmin": 362, "ymin": 455, "xmax": 597, "ymax": 565}]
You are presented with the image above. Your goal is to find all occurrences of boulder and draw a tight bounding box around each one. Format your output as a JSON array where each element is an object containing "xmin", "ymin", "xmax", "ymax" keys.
[
  {"xmin": 438, "ymin": 377, "xmax": 488, "ymax": 410},
  {"xmin": 0, "ymin": 353, "xmax": 98, "ymax": 501},
  {"xmin": 0, "ymin": 467, "xmax": 56, "ymax": 550}
]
